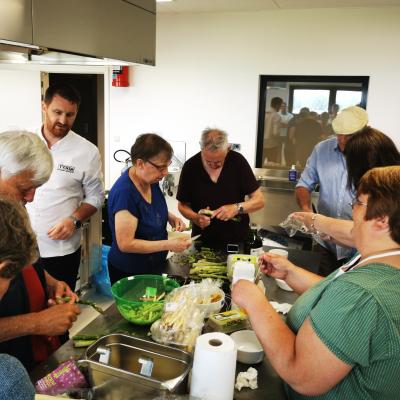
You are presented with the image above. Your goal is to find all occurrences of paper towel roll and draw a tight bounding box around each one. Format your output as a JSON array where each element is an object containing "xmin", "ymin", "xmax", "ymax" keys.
[{"xmin": 190, "ymin": 332, "xmax": 237, "ymax": 400}]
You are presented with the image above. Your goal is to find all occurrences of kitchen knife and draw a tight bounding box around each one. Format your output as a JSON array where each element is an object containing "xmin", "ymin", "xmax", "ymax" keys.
[{"xmin": 191, "ymin": 234, "xmax": 202, "ymax": 242}]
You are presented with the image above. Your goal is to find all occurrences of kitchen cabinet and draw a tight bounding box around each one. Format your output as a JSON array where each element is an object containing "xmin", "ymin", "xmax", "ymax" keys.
[
  {"xmin": 0, "ymin": 0, "xmax": 32, "ymax": 44},
  {"xmin": 33, "ymin": 0, "xmax": 156, "ymax": 65},
  {"xmin": 124, "ymin": 0, "xmax": 156, "ymax": 13}
]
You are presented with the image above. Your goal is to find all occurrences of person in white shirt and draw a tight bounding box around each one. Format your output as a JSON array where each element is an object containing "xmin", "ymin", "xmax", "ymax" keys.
[
  {"xmin": 278, "ymin": 102, "xmax": 293, "ymax": 166},
  {"xmin": 26, "ymin": 84, "xmax": 104, "ymax": 291},
  {"xmin": 263, "ymin": 97, "xmax": 283, "ymax": 166}
]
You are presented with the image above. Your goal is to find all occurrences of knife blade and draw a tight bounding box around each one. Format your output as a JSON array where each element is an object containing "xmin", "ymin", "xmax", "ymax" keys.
[{"xmin": 191, "ymin": 234, "xmax": 202, "ymax": 242}]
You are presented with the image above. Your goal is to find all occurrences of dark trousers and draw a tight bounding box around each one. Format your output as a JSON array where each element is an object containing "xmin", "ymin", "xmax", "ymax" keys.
[
  {"xmin": 264, "ymin": 147, "xmax": 279, "ymax": 164},
  {"xmin": 313, "ymin": 243, "xmax": 344, "ymax": 277},
  {"xmin": 40, "ymin": 247, "xmax": 81, "ymax": 292},
  {"xmin": 108, "ymin": 261, "xmax": 130, "ymax": 285}
]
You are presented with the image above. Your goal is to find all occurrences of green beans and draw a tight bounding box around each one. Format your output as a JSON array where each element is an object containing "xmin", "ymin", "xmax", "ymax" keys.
[
  {"xmin": 56, "ymin": 296, "xmax": 105, "ymax": 314},
  {"xmin": 119, "ymin": 302, "xmax": 164, "ymax": 325}
]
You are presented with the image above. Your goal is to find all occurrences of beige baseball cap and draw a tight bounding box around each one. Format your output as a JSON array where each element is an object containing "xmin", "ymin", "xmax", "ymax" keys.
[{"xmin": 332, "ymin": 106, "xmax": 368, "ymax": 135}]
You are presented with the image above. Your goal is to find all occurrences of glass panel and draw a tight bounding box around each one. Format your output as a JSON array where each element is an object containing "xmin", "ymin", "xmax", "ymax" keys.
[
  {"xmin": 336, "ymin": 90, "xmax": 362, "ymax": 110},
  {"xmin": 257, "ymin": 76, "xmax": 369, "ymax": 170},
  {"xmin": 292, "ymin": 89, "xmax": 330, "ymax": 114}
]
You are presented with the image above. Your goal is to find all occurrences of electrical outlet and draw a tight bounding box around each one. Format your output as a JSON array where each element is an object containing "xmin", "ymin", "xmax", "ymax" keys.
[{"xmin": 230, "ymin": 143, "xmax": 241, "ymax": 151}]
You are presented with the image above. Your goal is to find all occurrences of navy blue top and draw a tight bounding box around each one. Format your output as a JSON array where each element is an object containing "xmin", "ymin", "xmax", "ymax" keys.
[{"xmin": 108, "ymin": 169, "xmax": 168, "ymax": 274}]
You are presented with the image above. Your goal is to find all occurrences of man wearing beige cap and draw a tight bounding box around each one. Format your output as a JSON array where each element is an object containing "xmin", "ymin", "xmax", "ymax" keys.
[{"xmin": 295, "ymin": 106, "xmax": 368, "ymax": 275}]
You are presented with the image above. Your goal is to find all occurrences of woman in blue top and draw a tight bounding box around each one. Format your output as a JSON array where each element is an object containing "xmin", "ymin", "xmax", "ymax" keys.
[{"xmin": 107, "ymin": 134, "xmax": 191, "ymax": 283}]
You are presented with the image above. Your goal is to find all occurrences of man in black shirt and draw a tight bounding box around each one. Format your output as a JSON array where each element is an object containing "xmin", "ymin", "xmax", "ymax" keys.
[{"xmin": 177, "ymin": 128, "xmax": 264, "ymax": 249}]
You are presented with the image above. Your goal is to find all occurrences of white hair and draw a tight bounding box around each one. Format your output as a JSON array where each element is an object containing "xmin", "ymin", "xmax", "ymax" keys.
[
  {"xmin": 200, "ymin": 127, "xmax": 229, "ymax": 152},
  {"xmin": 0, "ymin": 131, "xmax": 53, "ymax": 185}
]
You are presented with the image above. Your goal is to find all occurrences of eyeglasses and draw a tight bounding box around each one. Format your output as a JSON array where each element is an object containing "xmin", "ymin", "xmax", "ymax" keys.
[
  {"xmin": 146, "ymin": 159, "xmax": 172, "ymax": 172},
  {"xmin": 349, "ymin": 197, "xmax": 368, "ymax": 208}
]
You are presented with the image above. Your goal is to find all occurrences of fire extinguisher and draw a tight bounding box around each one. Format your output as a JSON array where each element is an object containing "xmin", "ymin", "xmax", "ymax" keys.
[{"xmin": 112, "ymin": 66, "xmax": 129, "ymax": 87}]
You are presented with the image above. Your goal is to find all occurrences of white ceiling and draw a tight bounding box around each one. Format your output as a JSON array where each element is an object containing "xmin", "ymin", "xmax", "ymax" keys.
[{"xmin": 157, "ymin": 0, "xmax": 400, "ymax": 13}]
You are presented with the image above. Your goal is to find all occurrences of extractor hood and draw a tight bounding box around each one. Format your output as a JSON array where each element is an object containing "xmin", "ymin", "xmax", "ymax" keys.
[
  {"xmin": 0, "ymin": 40, "xmax": 132, "ymax": 66},
  {"xmin": 0, "ymin": 0, "xmax": 156, "ymax": 66}
]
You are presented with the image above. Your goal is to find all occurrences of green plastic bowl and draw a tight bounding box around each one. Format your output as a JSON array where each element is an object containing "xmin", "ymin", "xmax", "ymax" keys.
[{"xmin": 111, "ymin": 275, "xmax": 180, "ymax": 325}]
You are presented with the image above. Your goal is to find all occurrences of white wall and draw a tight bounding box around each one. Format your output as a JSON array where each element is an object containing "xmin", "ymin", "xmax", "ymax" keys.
[
  {"xmin": 0, "ymin": 69, "xmax": 42, "ymax": 132},
  {"xmin": 108, "ymin": 6, "xmax": 400, "ymax": 186}
]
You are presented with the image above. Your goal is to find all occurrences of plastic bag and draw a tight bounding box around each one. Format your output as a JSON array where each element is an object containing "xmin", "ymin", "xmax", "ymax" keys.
[
  {"xmin": 93, "ymin": 245, "xmax": 112, "ymax": 298},
  {"xmin": 35, "ymin": 360, "xmax": 88, "ymax": 396},
  {"xmin": 279, "ymin": 215, "xmax": 309, "ymax": 237},
  {"xmin": 150, "ymin": 279, "xmax": 223, "ymax": 351},
  {"xmin": 279, "ymin": 214, "xmax": 329, "ymax": 242}
]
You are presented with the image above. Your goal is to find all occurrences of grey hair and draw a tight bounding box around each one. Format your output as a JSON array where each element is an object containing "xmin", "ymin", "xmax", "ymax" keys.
[
  {"xmin": 200, "ymin": 128, "xmax": 229, "ymax": 152},
  {"xmin": 0, "ymin": 196, "xmax": 38, "ymax": 278},
  {"xmin": 0, "ymin": 131, "xmax": 53, "ymax": 185}
]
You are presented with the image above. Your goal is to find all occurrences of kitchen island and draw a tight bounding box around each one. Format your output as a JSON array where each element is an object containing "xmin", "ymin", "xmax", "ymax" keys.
[{"xmin": 31, "ymin": 247, "xmax": 321, "ymax": 399}]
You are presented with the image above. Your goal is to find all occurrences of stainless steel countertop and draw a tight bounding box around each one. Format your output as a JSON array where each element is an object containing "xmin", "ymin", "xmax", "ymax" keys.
[{"xmin": 31, "ymin": 247, "xmax": 321, "ymax": 399}]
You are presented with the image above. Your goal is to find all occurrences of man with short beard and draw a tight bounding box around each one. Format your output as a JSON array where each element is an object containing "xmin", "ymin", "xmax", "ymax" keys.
[{"xmin": 26, "ymin": 84, "xmax": 104, "ymax": 291}]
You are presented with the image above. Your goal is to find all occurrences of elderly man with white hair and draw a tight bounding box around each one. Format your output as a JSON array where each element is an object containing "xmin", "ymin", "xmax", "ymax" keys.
[
  {"xmin": 0, "ymin": 130, "xmax": 80, "ymax": 371},
  {"xmin": 177, "ymin": 127, "xmax": 264, "ymax": 249}
]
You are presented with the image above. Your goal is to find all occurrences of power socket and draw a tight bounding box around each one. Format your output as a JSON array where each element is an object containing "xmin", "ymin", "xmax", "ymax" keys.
[{"xmin": 230, "ymin": 143, "xmax": 241, "ymax": 151}]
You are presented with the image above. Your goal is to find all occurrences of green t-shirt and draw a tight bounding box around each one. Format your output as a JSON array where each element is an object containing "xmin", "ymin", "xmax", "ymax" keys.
[{"xmin": 285, "ymin": 263, "xmax": 400, "ymax": 400}]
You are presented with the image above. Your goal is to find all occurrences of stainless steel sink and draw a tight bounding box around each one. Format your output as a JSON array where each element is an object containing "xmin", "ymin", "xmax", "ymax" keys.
[
  {"xmin": 78, "ymin": 334, "xmax": 192, "ymax": 399},
  {"xmin": 253, "ymin": 168, "xmax": 291, "ymax": 180},
  {"xmin": 253, "ymin": 168, "xmax": 298, "ymax": 190},
  {"xmin": 257, "ymin": 178, "xmax": 297, "ymax": 190}
]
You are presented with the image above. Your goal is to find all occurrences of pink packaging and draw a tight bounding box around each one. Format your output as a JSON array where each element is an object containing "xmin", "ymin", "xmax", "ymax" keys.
[{"xmin": 35, "ymin": 360, "xmax": 87, "ymax": 395}]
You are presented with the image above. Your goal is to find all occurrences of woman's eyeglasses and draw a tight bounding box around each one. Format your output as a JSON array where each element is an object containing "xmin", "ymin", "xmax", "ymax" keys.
[
  {"xmin": 349, "ymin": 197, "xmax": 368, "ymax": 208},
  {"xmin": 147, "ymin": 159, "xmax": 172, "ymax": 172}
]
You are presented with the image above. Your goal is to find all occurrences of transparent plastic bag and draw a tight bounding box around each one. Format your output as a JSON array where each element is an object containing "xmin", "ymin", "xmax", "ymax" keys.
[
  {"xmin": 150, "ymin": 279, "xmax": 224, "ymax": 351},
  {"xmin": 279, "ymin": 215, "xmax": 309, "ymax": 237},
  {"xmin": 150, "ymin": 285, "xmax": 205, "ymax": 352},
  {"xmin": 279, "ymin": 214, "xmax": 328, "ymax": 242}
]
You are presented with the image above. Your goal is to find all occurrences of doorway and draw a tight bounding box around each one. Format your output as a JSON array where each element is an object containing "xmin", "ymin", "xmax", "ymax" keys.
[
  {"xmin": 41, "ymin": 73, "xmax": 100, "ymax": 146},
  {"xmin": 40, "ymin": 72, "xmax": 105, "ymax": 290}
]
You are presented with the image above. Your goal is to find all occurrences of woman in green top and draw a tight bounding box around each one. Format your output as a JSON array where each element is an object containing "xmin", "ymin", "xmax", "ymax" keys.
[{"xmin": 232, "ymin": 166, "xmax": 400, "ymax": 399}]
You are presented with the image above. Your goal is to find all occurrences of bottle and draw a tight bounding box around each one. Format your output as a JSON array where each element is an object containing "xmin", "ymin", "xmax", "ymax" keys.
[
  {"xmin": 288, "ymin": 164, "xmax": 297, "ymax": 182},
  {"xmin": 244, "ymin": 224, "xmax": 263, "ymax": 256}
]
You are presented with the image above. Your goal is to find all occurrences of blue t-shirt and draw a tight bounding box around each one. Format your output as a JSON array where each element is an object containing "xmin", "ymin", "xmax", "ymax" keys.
[{"xmin": 107, "ymin": 169, "xmax": 168, "ymax": 274}]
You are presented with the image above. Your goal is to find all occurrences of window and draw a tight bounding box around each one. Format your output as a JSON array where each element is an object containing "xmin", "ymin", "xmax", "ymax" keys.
[
  {"xmin": 292, "ymin": 89, "xmax": 330, "ymax": 114},
  {"xmin": 256, "ymin": 75, "xmax": 369, "ymax": 169},
  {"xmin": 336, "ymin": 90, "xmax": 363, "ymax": 110}
]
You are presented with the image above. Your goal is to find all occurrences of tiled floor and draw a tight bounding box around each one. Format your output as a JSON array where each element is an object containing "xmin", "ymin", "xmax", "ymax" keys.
[{"xmin": 69, "ymin": 289, "xmax": 114, "ymax": 338}]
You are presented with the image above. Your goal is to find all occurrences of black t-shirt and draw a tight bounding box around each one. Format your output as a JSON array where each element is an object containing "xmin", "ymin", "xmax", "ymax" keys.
[
  {"xmin": 0, "ymin": 262, "xmax": 47, "ymax": 371},
  {"xmin": 177, "ymin": 150, "xmax": 259, "ymax": 247}
]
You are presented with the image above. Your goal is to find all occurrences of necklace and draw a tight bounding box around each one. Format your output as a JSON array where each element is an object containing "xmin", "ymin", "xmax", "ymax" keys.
[{"xmin": 335, "ymin": 249, "xmax": 400, "ymax": 278}]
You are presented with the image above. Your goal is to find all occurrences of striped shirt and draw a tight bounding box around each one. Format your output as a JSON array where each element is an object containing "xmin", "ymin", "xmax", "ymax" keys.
[{"xmin": 286, "ymin": 263, "xmax": 400, "ymax": 399}]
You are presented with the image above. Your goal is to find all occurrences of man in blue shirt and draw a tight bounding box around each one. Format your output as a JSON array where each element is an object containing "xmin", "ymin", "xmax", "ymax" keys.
[{"xmin": 295, "ymin": 106, "xmax": 368, "ymax": 275}]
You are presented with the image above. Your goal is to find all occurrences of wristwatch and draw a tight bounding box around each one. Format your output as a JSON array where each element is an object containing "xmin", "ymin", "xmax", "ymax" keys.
[
  {"xmin": 236, "ymin": 203, "xmax": 244, "ymax": 215},
  {"xmin": 68, "ymin": 215, "xmax": 82, "ymax": 229}
]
